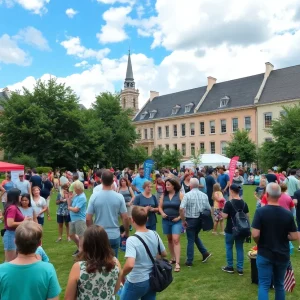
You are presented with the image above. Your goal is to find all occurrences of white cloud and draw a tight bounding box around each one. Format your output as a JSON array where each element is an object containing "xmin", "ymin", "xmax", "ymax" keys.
[
  {"xmin": 74, "ymin": 60, "xmax": 89, "ymax": 68},
  {"xmin": 66, "ymin": 8, "xmax": 78, "ymax": 18},
  {"xmin": 136, "ymin": 5, "xmax": 144, "ymax": 18},
  {"xmin": 97, "ymin": 6, "xmax": 132, "ymax": 43},
  {"xmin": 0, "ymin": 0, "xmax": 50, "ymax": 14},
  {"xmin": 60, "ymin": 36, "xmax": 110, "ymax": 61},
  {"xmin": 14, "ymin": 26, "xmax": 50, "ymax": 51},
  {"xmin": 96, "ymin": 0, "xmax": 135, "ymax": 4},
  {"xmin": 0, "ymin": 34, "xmax": 31, "ymax": 66}
]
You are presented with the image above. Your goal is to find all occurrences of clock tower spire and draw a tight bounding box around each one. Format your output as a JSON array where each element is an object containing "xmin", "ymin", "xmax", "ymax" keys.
[{"xmin": 120, "ymin": 50, "xmax": 139, "ymax": 114}]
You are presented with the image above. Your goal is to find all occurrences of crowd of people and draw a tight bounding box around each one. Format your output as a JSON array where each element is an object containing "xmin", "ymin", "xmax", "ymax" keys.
[{"xmin": 0, "ymin": 164, "xmax": 299, "ymax": 299}]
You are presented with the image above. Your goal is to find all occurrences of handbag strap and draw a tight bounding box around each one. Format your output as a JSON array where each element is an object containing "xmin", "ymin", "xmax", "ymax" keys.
[{"xmin": 134, "ymin": 232, "xmax": 162, "ymax": 264}]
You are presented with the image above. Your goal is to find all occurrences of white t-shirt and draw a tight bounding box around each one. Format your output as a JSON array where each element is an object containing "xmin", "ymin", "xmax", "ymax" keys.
[
  {"xmin": 31, "ymin": 197, "xmax": 47, "ymax": 218},
  {"xmin": 125, "ymin": 231, "xmax": 166, "ymax": 283}
]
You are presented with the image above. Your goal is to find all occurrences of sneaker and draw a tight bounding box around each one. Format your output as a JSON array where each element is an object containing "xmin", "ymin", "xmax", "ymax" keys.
[
  {"xmin": 222, "ymin": 266, "xmax": 234, "ymax": 274},
  {"xmin": 72, "ymin": 249, "xmax": 79, "ymax": 257},
  {"xmin": 185, "ymin": 262, "xmax": 193, "ymax": 267},
  {"xmin": 202, "ymin": 252, "xmax": 212, "ymax": 263},
  {"xmin": 237, "ymin": 270, "xmax": 244, "ymax": 276}
]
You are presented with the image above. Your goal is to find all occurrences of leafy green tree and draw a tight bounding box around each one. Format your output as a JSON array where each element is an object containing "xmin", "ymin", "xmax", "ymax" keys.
[
  {"xmin": 126, "ymin": 146, "xmax": 148, "ymax": 169},
  {"xmin": 190, "ymin": 148, "xmax": 205, "ymax": 168},
  {"xmin": 12, "ymin": 154, "xmax": 37, "ymax": 168},
  {"xmin": 163, "ymin": 149, "xmax": 183, "ymax": 169},
  {"xmin": 225, "ymin": 129, "xmax": 256, "ymax": 165},
  {"xmin": 90, "ymin": 92, "xmax": 138, "ymax": 169},
  {"xmin": 151, "ymin": 147, "xmax": 165, "ymax": 170},
  {"xmin": 0, "ymin": 79, "xmax": 84, "ymax": 169},
  {"xmin": 257, "ymin": 141, "xmax": 278, "ymax": 171},
  {"xmin": 258, "ymin": 105, "xmax": 300, "ymax": 170}
]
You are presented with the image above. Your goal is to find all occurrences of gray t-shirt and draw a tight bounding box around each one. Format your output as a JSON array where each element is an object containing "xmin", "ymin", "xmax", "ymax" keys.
[
  {"xmin": 15, "ymin": 180, "xmax": 30, "ymax": 195},
  {"xmin": 125, "ymin": 231, "xmax": 166, "ymax": 283},
  {"xmin": 87, "ymin": 190, "xmax": 127, "ymax": 239}
]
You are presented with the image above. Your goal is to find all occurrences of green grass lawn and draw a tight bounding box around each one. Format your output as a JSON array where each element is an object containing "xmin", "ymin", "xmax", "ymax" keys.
[{"xmin": 1, "ymin": 186, "xmax": 299, "ymax": 299}]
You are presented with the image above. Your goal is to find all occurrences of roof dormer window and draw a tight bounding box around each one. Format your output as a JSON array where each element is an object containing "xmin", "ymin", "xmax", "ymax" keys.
[
  {"xmin": 140, "ymin": 111, "xmax": 148, "ymax": 120},
  {"xmin": 220, "ymin": 96, "xmax": 230, "ymax": 108},
  {"xmin": 172, "ymin": 105, "xmax": 181, "ymax": 115},
  {"xmin": 185, "ymin": 102, "xmax": 194, "ymax": 113},
  {"xmin": 149, "ymin": 110, "xmax": 157, "ymax": 119}
]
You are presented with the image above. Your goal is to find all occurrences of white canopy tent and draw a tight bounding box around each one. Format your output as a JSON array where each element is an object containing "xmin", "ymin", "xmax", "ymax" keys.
[{"xmin": 180, "ymin": 154, "xmax": 241, "ymax": 169}]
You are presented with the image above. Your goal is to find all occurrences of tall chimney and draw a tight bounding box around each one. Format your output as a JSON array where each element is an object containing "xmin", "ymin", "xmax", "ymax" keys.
[
  {"xmin": 207, "ymin": 76, "xmax": 217, "ymax": 91},
  {"xmin": 150, "ymin": 91, "xmax": 159, "ymax": 101},
  {"xmin": 265, "ymin": 62, "xmax": 274, "ymax": 77}
]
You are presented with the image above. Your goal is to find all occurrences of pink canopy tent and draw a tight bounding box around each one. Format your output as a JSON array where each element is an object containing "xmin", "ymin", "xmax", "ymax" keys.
[{"xmin": 0, "ymin": 161, "xmax": 24, "ymax": 172}]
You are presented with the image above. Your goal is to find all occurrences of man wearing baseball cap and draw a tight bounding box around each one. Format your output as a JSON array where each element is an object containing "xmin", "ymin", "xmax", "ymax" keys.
[{"xmin": 15, "ymin": 173, "xmax": 31, "ymax": 195}]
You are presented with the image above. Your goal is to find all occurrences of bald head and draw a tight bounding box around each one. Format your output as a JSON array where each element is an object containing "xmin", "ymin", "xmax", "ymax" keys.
[
  {"xmin": 190, "ymin": 178, "xmax": 199, "ymax": 189},
  {"xmin": 266, "ymin": 182, "xmax": 281, "ymax": 202}
]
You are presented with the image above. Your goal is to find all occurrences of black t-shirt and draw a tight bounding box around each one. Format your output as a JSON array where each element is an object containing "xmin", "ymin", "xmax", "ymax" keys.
[
  {"xmin": 265, "ymin": 173, "xmax": 277, "ymax": 183},
  {"xmin": 252, "ymin": 205, "xmax": 297, "ymax": 262},
  {"xmin": 205, "ymin": 175, "xmax": 216, "ymax": 200},
  {"xmin": 223, "ymin": 199, "xmax": 249, "ymax": 234},
  {"xmin": 40, "ymin": 180, "xmax": 53, "ymax": 199},
  {"xmin": 30, "ymin": 175, "xmax": 42, "ymax": 189},
  {"xmin": 293, "ymin": 189, "xmax": 300, "ymax": 219}
]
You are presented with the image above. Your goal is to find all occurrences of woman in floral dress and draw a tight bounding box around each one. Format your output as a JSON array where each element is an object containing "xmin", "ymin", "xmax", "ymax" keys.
[{"xmin": 65, "ymin": 225, "xmax": 122, "ymax": 300}]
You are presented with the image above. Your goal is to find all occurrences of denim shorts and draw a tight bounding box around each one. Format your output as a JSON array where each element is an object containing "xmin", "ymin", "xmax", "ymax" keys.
[
  {"xmin": 162, "ymin": 218, "xmax": 182, "ymax": 235},
  {"xmin": 57, "ymin": 214, "xmax": 71, "ymax": 224},
  {"xmin": 3, "ymin": 230, "xmax": 16, "ymax": 251}
]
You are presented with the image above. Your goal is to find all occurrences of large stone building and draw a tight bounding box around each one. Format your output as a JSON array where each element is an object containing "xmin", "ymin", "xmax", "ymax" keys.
[{"xmin": 130, "ymin": 62, "xmax": 300, "ymax": 159}]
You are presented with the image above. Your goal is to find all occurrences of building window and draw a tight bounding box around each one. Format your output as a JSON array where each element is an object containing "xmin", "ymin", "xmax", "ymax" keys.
[
  {"xmin": 200, "ymin": 122, "xmax": 205, "ymax": 135},
  {"xmin": 280, "ymin": 110, "xmax": 287, "ymax": 117},
  {"xmin": 191, "ymin": 143, "xmax": 195, "ymax": 156},
  {"xmin": 174, "ymin": 144, "xmax": 177, "ymax": 150},
  {"xmin": 145, "ymin": 147, "xmax": 148, "ymax": 154},
  {"xmin": 181, "ymin": 124, "xmax": 186, "ymax": 136},
  {"xmin": 190, "ymin": 123, "xmax": 195, "ymax": 136},
  {"xmin": 165, "ymin": 126, "xmax": 169, "ymax": 138},
  {"xmin": 185, "ymin": 103, "xmax": 193, "ymax": 113},
  {"xmin": 149, "ymin": 110, "xmax": 157, "ymax": 119},
  {"xmin": 200, "ymin": 142, "xmax": 205, "ymax": 153},
  {"xmin": 244, "ymin": 117, "xmax": 251, "ymax": 131},
  {"xmin": 158, "ymin": 127, "xmax": 162, "ymax": 139},
  {"xmin": 221, "ymin": 141, "xmax": 227, "ymax": 155},
  {"xmin": 264, "ymin": 113, "xmax": 272, "ymax": 128},
  {"xmin": 210, "ymin": 121, "xmax": 215, "ymax": 134},
  {"xmin": 158, "ymin": 145, "xmax": 162, "ymax": 149},
  {"xmin": 140, "ymin": 111, "xmax": 148, "ymax": 120},
  {"xmin": 173, "ymin": 125, "xmax": 177, "ymax": 137},
  {"xmin": 150, "ymin": 128, "xmax": 154, "ymax": 139},
  {"xmin": 232, "ymin": 118, "xmax": 238, "ymax": 132},
  {"xmin": 144, "ymin": 129, "xmax": 148, "ymax": 140},
  {"xmin": 133, "ymin": 98, "xmax": 136, "ymax": 108},
  {"xmin": 220, "ymin": 96, "xmax": 230, "ymax": 108},
  {"xmin": 182, "ymin": 143, "xmax": 186, "ymax": 156},
  {"xmin": 172, "ymin": 105, "xmax": 181, "ymax": 115},
  {"xmin": 265, "ymin": 138, "xmax": 273, "ymax": 142},
  {"xmin": 166, "ymin": 144, "xmax": 169, "ymax": 150},
  {"xmin": 220, "ymin": 119, "xmax": 226, "ymax": 133},
  {"xmin": 210, "ymin": 142, "xmax": 215, "ymax": 154}
]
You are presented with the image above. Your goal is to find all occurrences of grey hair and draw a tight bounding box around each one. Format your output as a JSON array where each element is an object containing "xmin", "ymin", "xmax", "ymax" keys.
[
  {"xmin": 73, "ymin": 180, "xmax": 84, "ymax": 192},
  {"xmin": 266, "ymin": 183, "xmax": 281, "ymax": 198},
  {"xmin": 190, "ymin": 178, "xmax": 199, "ymax": 188}
]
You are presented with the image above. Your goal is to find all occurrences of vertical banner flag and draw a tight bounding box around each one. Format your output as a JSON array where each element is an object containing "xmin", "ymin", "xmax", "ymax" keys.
[
  {"xmin": 144, "ymin": 159, "xmax": 154, "ymax": 180},
  {"xmin": 229, "ymin": 156, "xmax": 240, "ymax": 184}
]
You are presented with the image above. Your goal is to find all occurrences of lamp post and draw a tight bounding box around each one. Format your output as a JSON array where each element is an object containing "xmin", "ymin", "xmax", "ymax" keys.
[
  {"xmin": 75, "ymin": 151, "xmax": 79, "ymax": 170},
  {"xmin": 7, "ymin": 151, "xmax": 11, "ymax": 162}
]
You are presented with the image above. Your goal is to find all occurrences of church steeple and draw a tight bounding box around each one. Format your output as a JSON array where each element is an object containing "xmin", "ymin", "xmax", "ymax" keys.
[{"xmin": 124, "ymin": 50, "xmax": 135, "ymax": 89}]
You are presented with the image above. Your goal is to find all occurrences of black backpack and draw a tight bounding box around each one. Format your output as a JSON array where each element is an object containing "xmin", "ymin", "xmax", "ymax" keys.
[
  {"xmin": 230, "ymin": 201, "xmax": 251, "ymax": 238},
  {"xmin": 134, "ymin": 233, "xmax": 173, "ymax": 292}
]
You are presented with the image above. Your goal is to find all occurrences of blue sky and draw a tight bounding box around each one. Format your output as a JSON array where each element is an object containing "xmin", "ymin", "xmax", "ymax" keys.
[{"xmin": 1, "ymin": 0, "xmax": 300, "ymax": 107}]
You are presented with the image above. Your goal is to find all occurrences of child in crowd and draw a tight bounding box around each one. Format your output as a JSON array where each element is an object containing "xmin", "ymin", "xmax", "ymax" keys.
[
  {"xmin": 254, "ymin": 179, "xmax": 267, "ymax": 208},
  {"xmin": 155, "ymin": 175, "xmax": 165, "ymax": 200},
  {"xmin": 120, "ymin": 225, "xmax": 127, "ymax": 252},
  {"xmin": 36, "ymin": 244, "xmax": 50, "ymax": 262},
  {"xmin": 212, "ymin": 183, "xmax": 225, "ymax": 235}
]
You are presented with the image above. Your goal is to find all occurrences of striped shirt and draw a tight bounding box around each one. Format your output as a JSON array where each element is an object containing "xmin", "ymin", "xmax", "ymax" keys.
[{"xmin": 180, "ymin": 188, "xmax": 211, "ymax": 218}]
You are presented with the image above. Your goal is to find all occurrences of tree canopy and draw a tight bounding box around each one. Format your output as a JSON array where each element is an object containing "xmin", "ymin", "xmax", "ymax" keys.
[
  {"xmin": 225, "ymin": 129, "xmax": 256, "ymax": 164},
  {"xmin": 151, "ymin": 147, "xmax": 182, "ymax": 170},
  {"xmin": 0, "ymin": 79, "xmax": 138, "ymax": 169}
]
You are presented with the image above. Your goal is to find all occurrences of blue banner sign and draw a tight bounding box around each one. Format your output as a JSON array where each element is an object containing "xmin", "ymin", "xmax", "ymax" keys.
[{"xmin": 143, "ymin": 159, "xmax": 154, "ymax": 180}]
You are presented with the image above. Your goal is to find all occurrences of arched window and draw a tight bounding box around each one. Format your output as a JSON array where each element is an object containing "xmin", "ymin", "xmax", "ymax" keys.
[
  {"xmin": 123, "ymin": 98, "xmax": 126, "ymax": 108},
  {"xmin": 133, "ymin": 98, "xmax": 136, "ymax": 108}
]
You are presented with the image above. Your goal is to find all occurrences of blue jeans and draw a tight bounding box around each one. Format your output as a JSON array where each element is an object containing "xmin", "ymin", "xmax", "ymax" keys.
[
  {"xmin": 121, "ymin": 279, "xmax": 156, "ymax": 300},
  {"xmin": 223, "ymin": 190, "xmax": 229, "ymax": 201},
  {"xmin": 109, "ymin": 237, "xmax": 120, "ymax": 258},
  {"xmin": 186, "ymin": 218, "xmax": 207, "ymax": 263},
  {"xmin": 256, "ymin": 255, "xmax": 289, "ymax": 300},
  {"xmin": 225, "ymin": 233, "xmax": 244, "ymax": 271}
]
